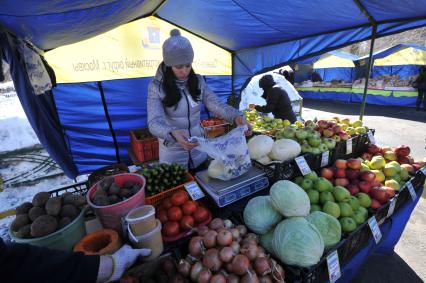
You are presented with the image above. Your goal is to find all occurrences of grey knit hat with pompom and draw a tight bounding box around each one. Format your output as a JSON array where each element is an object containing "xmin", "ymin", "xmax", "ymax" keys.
[{"xmin": 162, "ymin": 29, "xmax": 194, "ymax": 67}]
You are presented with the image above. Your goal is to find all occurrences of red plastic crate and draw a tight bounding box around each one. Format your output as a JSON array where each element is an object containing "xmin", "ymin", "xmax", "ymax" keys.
[{"xmin": 130, "ymin": 128, "xmax": 159, "ymax": 162}]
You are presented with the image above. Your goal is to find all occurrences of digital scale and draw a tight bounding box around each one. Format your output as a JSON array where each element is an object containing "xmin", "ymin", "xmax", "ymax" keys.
[{"xmin": 195, "ymin": 167, "xmax": 269, "ymax": 207}]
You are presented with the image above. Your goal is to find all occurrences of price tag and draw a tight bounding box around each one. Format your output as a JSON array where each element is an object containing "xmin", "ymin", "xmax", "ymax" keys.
[
  {"xmin": 326, "ymin": 250, "xmax": 341, "ymax": 283},
  {"xmin": 386, "ymin": 197, "xmax": 397, "ymax": 218},
  {"xmin": 346, "ymin": 138, "xmax": 353, "ymax": 155},
  {"xmin": 407, "ymin": 181, "xmax": 417, "ymax": 201},
  {"xmin": 368, "ymin": 216, "xmax": 382, "ymax": 244},
  {"xmin": 295, "ymin": 156, "xmax": 312, "ymax": 176},
  {"xmin": 184, "ymin": 181, "xmax": 205, "ymax": 200},
  {"xmin": 420, "ymin": 167, "xmax": 426, "ymax": 176},
  {"xmin": 367, "ymin": 130, "xmax": 376, "ymax": 144},
  {"xmin": 321, "ymin": 151, "xmax": 330, "ymax": 167}
]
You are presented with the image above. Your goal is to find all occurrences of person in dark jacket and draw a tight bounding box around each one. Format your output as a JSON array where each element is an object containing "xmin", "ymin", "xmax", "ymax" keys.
[
  {"xmin": 253, "ymin": 74, "xmax": 297, "ymax": 123},
  {"xmin": 415, "ymin": 66, "xmax": 426, "ymax": 111},
  {"xmin": 0, "ymin": 237, "xmax": 150, "ymax": 283}
]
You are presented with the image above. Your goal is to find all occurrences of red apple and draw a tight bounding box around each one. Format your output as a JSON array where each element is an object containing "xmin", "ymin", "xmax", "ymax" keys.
[
  {"xmin": 374, "ymin": 152, "xmax": 383, "ymax": 157},
  {"xmin": 370, "ymin": 181, "xmax": 382, "ymax": 188},
  {"xmin": 347, "ymin": 158, "xmax": 361, "ymax": 170},
  {"xmin": 335, "ymin": 178, "xmax": 349, "ymax": 187},
  {"xmin": 412, "ymin": 164, "xmax": 422, "ymax": 171},
  {"xmin": 370, "ymin": 187, "xmax": 391, "ymax": 204},
  {"xmin": 334, "ymin": 168, "xmax": 346, "ymax": 178},
  {"xmin": 370, "ymin": 199, "xmax": 381, "ymax": 209},
  {"xmin": 358, "ymin": 181, "xmax": 372, "ymax": 193},
  {"xmin": 361, "ymin": 152, "xmax": 373, "ymax": 161},
  {"xmin": 367, "ymin": 144, "xmax": 381, "ymax": 155},
  {"xmin": 401, "ymin": 164, "xmax": 414, "ymax": 174},
  {"xmin": 394, "ymin": 145, "xmax": 410, "ymax": 157},
  {"xmin": 360, "ymin": 171, "xmax": 376, "ymax": 182},
  {"xmin": 347, "ymin": 184, "xmax": 360, "ymax": 195},
  {"xmin": 346, "ymin": 169, "xmax": 360, "ymax": 180},
  {"xmin": 335, "ymin": 159, "xmax": 347, "ymax": 169},
  {"xmin": 380, "ymin": 146, "xmax": 392, "ymax": 155},
  {"xmin": 381, "ymin": 186, "xmax": 396, "ymax": 198},
  {"xmin": 338, "ymin": 131, "xmax": 350, "ymax": 141},
  {"xmin": 323, "ymin": 128, "xmax": 334, "ymax": 138},
  {"xmin": 397, "ymin": 156, "xmax": 411, "ymax": 165},
  {"xmin": 321, "ymin": 167, "xmax": 334, "ymax": 179},
  {"xmin": 317, "ymin": 120, "xmax": 329, "ymax": 129},
  {"xmin": 332, "ymin": 125, "xmax": 342, "ymax": 134},
  {"xmin": 350, "ymin": 179, "xmax": 360, "ymax": 186}
]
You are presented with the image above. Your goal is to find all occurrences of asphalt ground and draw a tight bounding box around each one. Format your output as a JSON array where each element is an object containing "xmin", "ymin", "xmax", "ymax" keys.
[{"xmin": 302, "ymin": 99, "xmax": 426, "ymax": 282}]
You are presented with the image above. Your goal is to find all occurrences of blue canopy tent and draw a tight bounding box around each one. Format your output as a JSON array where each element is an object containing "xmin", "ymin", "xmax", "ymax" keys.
[{"xmin": 1, "ymin": 0, "xmax": 426, "ymax": 178}]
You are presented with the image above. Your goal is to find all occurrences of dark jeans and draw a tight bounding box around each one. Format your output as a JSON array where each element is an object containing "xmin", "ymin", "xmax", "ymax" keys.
[{"xmin": 416, "ymin": 89, "xmax": 426, "ymax": 110}]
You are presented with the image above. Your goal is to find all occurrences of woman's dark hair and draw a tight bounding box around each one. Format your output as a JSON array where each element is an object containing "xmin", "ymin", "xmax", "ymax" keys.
[{"xmin": 162, "ymin": 63, "xmax": 201, "ymax": 108}]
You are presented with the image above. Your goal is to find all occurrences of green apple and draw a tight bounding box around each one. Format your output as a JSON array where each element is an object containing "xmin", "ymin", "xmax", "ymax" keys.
[
  {"xmin": 318, "ymin": 143, "xmax": 329, "ymax": 153},
  {"xmin": 332, "ymin": 186, "xmax": 351, "ymax": 202},
  {"xmin": 294, "ymin": 176, "xmax": 304, "ymax": 186},
  {"xmin": 323, "ymin": 138, "xmax": 336, "ymax": 149},
  {"xmin": 355, "ymin": 206, "xmax": 368, "ymax": 219},
  {"xmin": 323, "ymin": 201, "xmax": 340, "ymax": 218},
  {"xmin": 295, "ymin": 129, "xmax": 308, "ymax": 140},
  {"xmin": 310, "ymin": 204, "xmax": 322, "ymax": 213},
  {"xmin": 356, "ymin": 193, "xmax": 372, "ymax": 208},
  {"xmin": 338, "ymin": 202, "xmax": 354, "ymax": 217},
  {"xmin": 348, "ymin": 196, "xmax": 360, "ymax": 211},
  {"xmin": 352, "ymin": 211, "xmax": 366, "ymax": 225},
  {"xmin": 307, "ymin": 189, "xmax": 320, "ymax": 204},
  {"xmin": 308, "ymin": 136, "xmax": 322, "ymax": 147},
  {"xmin": 301, "ymin": 143, "xmax": 313, "ymax": 153},
  {"xmin": 314, "ymin": 177, "xmax": 333, "ymax": 192},
  {"xmin": 283, "ymin": 128, "xmax": 296, "ymax": 139},
  {"xmin": 305, "ymin": 171, "xmax": 318, "ymax": 181},
  {"xmin": 320, "ymin": 191, "xmax": 335, "ymax": 204},
  {"xmin": 340, "ymin": 217, "xmax": 357, "ymax": 233},
  {"xmin": 300, "ymin": 178, "xmax": 314, "ymax": 190},
  {"xmin": 311, "ymin": 147, "xmax": 321, "ymax": 154}
]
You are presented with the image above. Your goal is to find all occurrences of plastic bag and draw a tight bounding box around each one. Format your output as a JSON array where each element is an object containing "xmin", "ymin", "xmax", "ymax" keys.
[{"xmin": 190, "ymin": 126, "xmax": 251, "ymax": 180}]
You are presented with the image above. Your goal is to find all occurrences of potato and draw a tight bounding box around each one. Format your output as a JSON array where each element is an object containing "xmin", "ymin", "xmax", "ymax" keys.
[
  {"xmin": 93, "ymin": 195, "xmax": 110, "ymax": 206},
  {"xmin": 11, "ymin": 214, "xmax": 30, "ymax": 232},
  {"xmin": 32, "ymin": 192, "xmax": 51, "ymax": 207},
  {"xmin": 63, "ymin": 194, "xmax": 86, "ymax": 207},
  {"xmin": 60, "ymin": 204, "xmax": 80, "ymax": 219},
  {"xmin": 131, "ymin": 184, "xmax": 141, "ymax": 195},
  {"xmin": 16, "ymin": 202, "xmax": 33, "ymax": 214},
  {"xmin": 16, "ymin": 224, "xmax": 32, "ymax": 239},
  {"xmin": 58, "ymin": 217, "xmax": 72, "ymax": 229},
  {"xmin": 119, "ymin": 188, "xmax": 132, "ymax": 198},
  {"xmin": 124, "ymin": 181, "xmax": 135, "ymax": 189},
  {"xmin": 108, "ymin": 194, "xmax": 121, "ymax": 204},
  {"xmin": 28, "ymin": 206, "xmax": 46, "ymax": 222},
  {"xmin": 96, "ymin": 176, "xmax": 114, "ymax": 191},
  {"xmin": 31, "ymin": 215, "xmax": 58, "ymax": 237},
  {"xmin": 93, "ymin": 189, "xmax": 107, "ymax": 199},
  {"xmin": 45, "ymin": 197, "xmax": 62, "ymax": 216},
  {"xmin": 108, "ymin": 183, "xmax": 121, "ymax": 195}
]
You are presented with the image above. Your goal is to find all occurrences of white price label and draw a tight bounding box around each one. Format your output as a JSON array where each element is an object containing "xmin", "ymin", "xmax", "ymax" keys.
[
  {"xmin": 367, "ymin": 130, "xmax": 376, "ymax": 144},
  {"xmin": 327, "ymin": 250, "xmax": 341, "ymax": 283},
  {"xmin": 346, "ymin": 138, "xmax": 353, "ymax": 155},
  {"xmin": 321, "ymin": 151, "xmax": 330, "ymax": 167},
  {"xmin": 368, "ymin": 216, "xmax": 382, "ymax": 244},
  {"xmin": 407, "ymin": 181, "xmax": 417, "ymax": 201},
  {"xmin": 295, "ymin": 156, "xmax": 312, "ymax": 176},
  {"xmin": 386, "ymin": 197, "xmax": 397, "ymax": 218},
  {"xmin": 184, "ymin": 181, "xmax": 205, "ymax": 201},
  {"xmin": 421, "ymin": 167, "xmax": 426, "ymax": 176}
]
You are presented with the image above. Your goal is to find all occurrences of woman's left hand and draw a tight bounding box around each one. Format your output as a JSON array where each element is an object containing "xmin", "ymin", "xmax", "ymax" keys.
[{"xmin": 234, "ymin": 116, "xmax": 253, "ymax": 136}]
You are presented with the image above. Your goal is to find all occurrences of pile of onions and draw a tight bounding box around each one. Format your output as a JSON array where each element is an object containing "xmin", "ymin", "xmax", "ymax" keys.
[{"xmin": 178, "ymin": 218, "xmax": 285, "ymax": 283}]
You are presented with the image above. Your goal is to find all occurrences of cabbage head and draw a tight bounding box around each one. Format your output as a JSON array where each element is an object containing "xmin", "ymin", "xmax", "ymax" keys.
[
  {"xmin": 260, "ymin": 228, "xmax": 275, "ymax": 256},
  {"xmin": 270, "ymin": 180, "xmax": 310, "ymax": 217},
  {"xmin": 243, "ymin": 196, "xmax": 282, "ymax": 234},
  {"xmin": 272, "ymin": 217, "xmax": 324, "ymax": 268},
  {"xmin": 306, "ymin": 211, "xmax": 341, "ymax": 249}
]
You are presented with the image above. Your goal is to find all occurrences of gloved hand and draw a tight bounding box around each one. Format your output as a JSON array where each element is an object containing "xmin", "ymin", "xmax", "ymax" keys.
[{"xmin": 107, "ymin": 244, "xmax": 151, "ymax": 282}]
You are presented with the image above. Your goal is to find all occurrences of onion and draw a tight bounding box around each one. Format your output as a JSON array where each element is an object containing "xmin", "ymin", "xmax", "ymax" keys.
[
  {"xmin": 177, "ymin": 259, "xmax": 192, "ymax": 277},
  {"xmin": 259, "ymin": 275, "xmax": 273, "ymax": 283},
  {"xmin": 209, "ymin": 218, "xmax": 225, "ymax": 230},
  {"xmin": 241, "ymin": 238, "xmax": 258, "ymax": 247},
  {"xmin": 245, "ymin": 233, "xmax": 259, "ymax": 243},
  {"xmin": 270, "ymin": 259, "xmax": 285, "ymax": 282},
  {"xmin": 225, "ymin": 262, "xmax": 234, "ymax": 273},
  {"xmin": 256, "ymin": 246, "xmax": 266, "ymax": 258},
  {"xmin": 197, "ymin": 268, "xmax": 212, "ymax": 283},
  {"xmin": 203, "ymin": 248, "xmax": 222, "ymax": 272},
  {"xmin": 190, "ymin": 262, "xmax": 203, "ymax": 282},
  {"xmin": 189, "ymin": 236, "xmax": 205, "ymax": 257},
  {"xmin": 203, "ymin": 230, "xmax": 218, "ymax": 248},
  {"xmin": 223, "ymin": 219, "xmax": 233, "ymax": 229},
  {"xmin": 231, "ymin": 254, "xmax": 251, "ymax": 276},
  {"xmin": 227, "ymin": 274, "xmax": 240, "ymax": 283},
  {"xmin": 185, "ymin": 254, "xmax": 198, "ymax": 264},
  {"xmin": 241, "ymin": 243, "xmax": 258, "ymax": 261},
  {"xmin": 210, "ymin": 274, "xmax": 226, "ymax": 283},
  {"xmin": 219, "ymin": 246, "xmax": 234, "ymax": 263},
  {"xmin": 253, "ymin": 257, "xmax": 271, "ymax": 276},
  {"xmin": 197, "ymin": 225, "xmax": 210, "ymax": 236},
  {"xmin": 162, "ymin": 258, "xmax": 176, "ymax": 278},
  {"xmin": 241, "ymin": 269, "xmax": 260, "ymax": 283},
  {"xmin": 230, "ymin": 228, "xmax": 240, "ymax": 240},
  {"xmin": 230, "ymin": 241, "xmax": 240, "ymax": 254},
  {"xmin": 236, "ymin": 225, "xmax": 247, "ymax": 236},
  {"xmin": 173, "ymin": 274, "xmax": 185, "ymax": 283},
  {"xmin": 217, "ymin": 229, "xmax": 233, "ymax": 246}
]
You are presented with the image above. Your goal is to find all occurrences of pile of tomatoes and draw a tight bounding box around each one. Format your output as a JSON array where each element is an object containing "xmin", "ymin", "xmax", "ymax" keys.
[{"xmin": 156, "ymin": 190, "xmax": 211, "ymax": 239}]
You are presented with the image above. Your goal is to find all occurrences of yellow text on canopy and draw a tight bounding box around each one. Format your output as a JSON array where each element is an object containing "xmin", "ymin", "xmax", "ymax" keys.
[{"xmin": 45, "ymin": 16, "xmax": 232, "ymax": 83}]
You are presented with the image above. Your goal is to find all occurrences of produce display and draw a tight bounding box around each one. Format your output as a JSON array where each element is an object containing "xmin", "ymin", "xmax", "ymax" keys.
[
  {"xmin": 177, "ymin": 218, "xmax": 286, "ymax": 282},
  {"xmin": 11, "ymin": 191, "xmax": 86, "ymax": 238},
  {"xmin": 201, "ymin": 117, "xmax": 229, "ymax": 138},
  {"xmin": 244, "ymin": 108, "xmax": 291, "ymax": 134},
  {"xmin": 137, "ymin": 163, "xmax": 187, "ymax": 197},
  {"xmin": 91, "ymin": 176, "xmax": 142, "ymax": 206}
]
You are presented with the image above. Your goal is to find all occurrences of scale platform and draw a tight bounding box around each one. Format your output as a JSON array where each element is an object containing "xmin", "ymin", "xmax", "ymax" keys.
[{"xmin": 195, "ymin": 166, "xmax": 269, "ymax": 207}]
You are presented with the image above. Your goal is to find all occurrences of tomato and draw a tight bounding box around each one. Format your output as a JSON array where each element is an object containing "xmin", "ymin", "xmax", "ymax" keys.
[
  {"xmin": 182, "ymin": 200, "xmax": 198, "ymax": 215},
  {"xmin": 171, "ymin": 191, "xmax": 189, "ymax": 206},
  {"xmin": 180, "ymin": 215, "xmax": 194, "ymax": 231},
  {"xmin": 167, "ymin": 206, "xmax": 183, "ymax": 221},
  {"xmin": 193, "ymin": 207, "xmax": 209, "ymax": 223},
  {"xmin": 162, "ymin": 221, "xmax": 180, "ymax": 237},
  {"xmin": 156, "ymin": 209, "xmax": 168, "ymax": 224},
  {"xmin": 162, "ymin": 198, "xmax": 173, "ymax": 210}
]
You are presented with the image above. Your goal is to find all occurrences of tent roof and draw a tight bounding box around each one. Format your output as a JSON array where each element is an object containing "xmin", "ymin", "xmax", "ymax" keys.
[
  {"xmin": 296, "ymin": 51, "xmax": 359, "ymax": 65},
  {"xmin": 356, "ymin": 43, "xmax": 426, "ymax": 60},
  {"xmin": 1, "ymin": 0, "xmax": 426, "ymax": 52}
]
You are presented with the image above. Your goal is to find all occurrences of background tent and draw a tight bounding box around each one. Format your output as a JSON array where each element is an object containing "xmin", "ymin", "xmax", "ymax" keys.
[{"xmin": 1, "ymin": 0, "xmax": 426, "ymax": 178}]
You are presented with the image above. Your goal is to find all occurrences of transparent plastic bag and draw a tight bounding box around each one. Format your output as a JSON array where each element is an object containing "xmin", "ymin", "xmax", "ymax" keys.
[{"xmin": 190, "ymin": 126, "xmax": 251, "ymax": 180}]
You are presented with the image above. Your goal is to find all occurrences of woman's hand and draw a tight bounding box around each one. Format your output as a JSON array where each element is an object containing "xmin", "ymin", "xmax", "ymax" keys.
[
  {"xmin": 234, "ymin": 116, "xmax": 253, "ymax": 136},
  {"xmin": 171, "ymin": 130, "xmax": 198, "ymax": 150}
]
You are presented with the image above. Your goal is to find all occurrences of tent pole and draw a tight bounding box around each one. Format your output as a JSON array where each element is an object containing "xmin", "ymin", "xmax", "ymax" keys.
[
  {"xmin": 231, "ymin": 52, "xmax": 235, "ymax": 105},
  {"xmin": 359, "ymin": 25, "xmax": 377, "ymax": 121}
]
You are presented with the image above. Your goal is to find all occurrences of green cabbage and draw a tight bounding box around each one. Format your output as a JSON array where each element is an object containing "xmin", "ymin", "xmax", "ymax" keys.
[
  {"xmin": 270, "ymin": 180, "xmax": 310, "ymax": 217},
  {"xmin": 260, "ymin": 228, "xmax": 275, "ymax": 256},
  {"xmin": 306, "ymin": 211, "xmax": 341, "ymax": 249},
  {"xmin": 272, "ymin": 217, "xmax": 324, "ymax": 267},
  {"xmin": 243, "ymin": 196, "xmax": 282, "ymax": 234}
]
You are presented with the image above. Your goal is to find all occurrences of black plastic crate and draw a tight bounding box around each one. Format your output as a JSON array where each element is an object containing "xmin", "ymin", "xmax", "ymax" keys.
[
  {"xmin": 49, "ymin": 181, "xmax": 89, "ymax": 197},
  {"xmin": 252, "ymin": 159, "xmax": 297, "ymax": 182}
]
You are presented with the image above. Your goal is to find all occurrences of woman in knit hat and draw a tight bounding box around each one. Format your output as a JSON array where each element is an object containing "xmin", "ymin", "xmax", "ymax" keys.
[{"xmin": 147, "ymin": 29, "xmax": 252, "ymax": 170}]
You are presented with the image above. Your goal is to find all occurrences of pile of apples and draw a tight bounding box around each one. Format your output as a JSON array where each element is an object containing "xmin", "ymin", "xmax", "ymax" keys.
[{"xmin": 315, "ymin": 117, "xmax": 369, "ymax": 140}]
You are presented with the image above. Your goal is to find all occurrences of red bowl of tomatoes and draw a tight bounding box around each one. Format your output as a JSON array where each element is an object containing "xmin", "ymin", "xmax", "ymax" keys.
[{"xmin": 156, "ymin": 190, "xmax": 212, "ymax": 242}]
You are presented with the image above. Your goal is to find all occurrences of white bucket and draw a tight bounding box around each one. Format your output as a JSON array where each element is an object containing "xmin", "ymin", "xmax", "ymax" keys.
[
  {"xmin": 128, "ymin": 219, "xmax": 163, "ymax": 261},
  {"xmin": 124, "ymin": 205, "xmax": 156, "ymax": 236}
]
